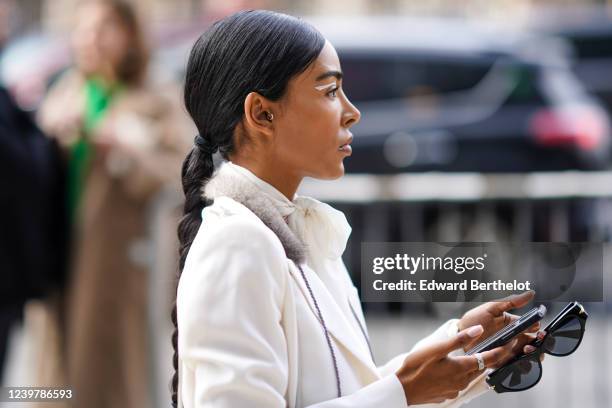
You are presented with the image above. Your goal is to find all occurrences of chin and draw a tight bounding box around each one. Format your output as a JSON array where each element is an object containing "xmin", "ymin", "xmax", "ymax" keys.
[
  {"xmin": 327, "ymin": 162, "xmax": 346, "ymax": 180},
  {"xmin": 336, "ymin": 162, "xmax": 346, "ymax": 178},
  {"xmin": 310, "ymin": 160, "xmax": 346, "ymax": 180}
]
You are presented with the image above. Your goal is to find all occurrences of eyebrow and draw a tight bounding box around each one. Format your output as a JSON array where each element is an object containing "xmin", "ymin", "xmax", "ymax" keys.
[
  {"xmin": 314, "ymin": 83, "xmax": 337, "ymax": 92},
  {"xmin": 315, "ymin": 70, "xmax": 343, "ymax": 82}
]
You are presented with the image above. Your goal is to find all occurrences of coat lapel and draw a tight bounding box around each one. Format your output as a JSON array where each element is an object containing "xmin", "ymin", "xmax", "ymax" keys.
[
  {"xmin": 287, "ymin": 261, "xmax": 379, "ymax": 379},
  {"xmin": 203, "ymin": 163, "xmax": 380, "ymax": 380}
]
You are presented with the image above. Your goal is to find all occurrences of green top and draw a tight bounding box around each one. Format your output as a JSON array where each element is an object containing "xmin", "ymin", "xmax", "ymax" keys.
[{"xmin": 67, "ymin": 76, "xmax": 122, "ymax": 223}]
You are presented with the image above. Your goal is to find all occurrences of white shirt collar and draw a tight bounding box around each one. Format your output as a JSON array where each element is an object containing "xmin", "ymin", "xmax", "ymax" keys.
[{"xmin": 205, "ymin": 161, "xmax": 352, "ymax": 261}]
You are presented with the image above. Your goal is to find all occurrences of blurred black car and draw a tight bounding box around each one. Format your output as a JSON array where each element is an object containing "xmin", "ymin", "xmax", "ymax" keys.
[
  {"xmin": 532, "ymin": 6, "xmax": 612, "ymax": 117},
  {"xmin": 309, "ymin": 17, "xmax": 611, "ymax": 173}
]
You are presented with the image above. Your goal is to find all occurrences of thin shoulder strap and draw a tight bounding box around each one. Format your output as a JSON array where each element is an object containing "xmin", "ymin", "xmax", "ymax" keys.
[{"xmin": 294, "ymin": 262, "xmax": 342, "ymax": 398}]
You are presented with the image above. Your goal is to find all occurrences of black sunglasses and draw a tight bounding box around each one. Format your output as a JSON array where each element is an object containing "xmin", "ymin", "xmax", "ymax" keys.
[{"xmin": 486, "ymin": 301, "xmax": 588, "ymax": 393}]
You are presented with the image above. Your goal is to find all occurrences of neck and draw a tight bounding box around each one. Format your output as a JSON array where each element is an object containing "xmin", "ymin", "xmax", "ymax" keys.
[
  {"xmin": 86, "ymin": 67, "xmax": 119, "ymax": 88},
  {"xmin": 231, "ymin": 156, "xmax": 301, "ymax": 202}
]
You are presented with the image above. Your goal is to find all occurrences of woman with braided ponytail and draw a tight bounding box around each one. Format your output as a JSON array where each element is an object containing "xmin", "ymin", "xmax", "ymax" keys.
[{"xmin": 173, "ymin": 10, "xmax": 543, "ymax": 408}]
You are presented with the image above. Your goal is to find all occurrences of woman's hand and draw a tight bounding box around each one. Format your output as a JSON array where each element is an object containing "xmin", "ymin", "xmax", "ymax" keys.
[
  {"xmin": 457, "ymin": 290, "xmax": 541, "ymax": 353},
  {"xmin": 396, "ymin": 325, "xmax": 517, "ymax": 405}
]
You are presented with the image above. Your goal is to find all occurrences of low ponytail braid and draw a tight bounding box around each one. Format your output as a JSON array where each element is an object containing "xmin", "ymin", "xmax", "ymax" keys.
[{"xmin": 171, "ymin": 137, "xmax": 216, "ymax": 407}]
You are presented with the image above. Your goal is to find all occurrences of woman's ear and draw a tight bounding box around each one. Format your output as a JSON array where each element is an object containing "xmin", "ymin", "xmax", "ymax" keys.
[{"xmin": 243, "ymin": 92, "xmax": 275, "ymax": 140}]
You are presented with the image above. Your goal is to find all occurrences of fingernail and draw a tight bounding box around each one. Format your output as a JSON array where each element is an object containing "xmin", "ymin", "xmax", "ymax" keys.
[
  {"xmin": 525, "ymin": 345, "xmax": 536, "ymax": 353},
  {"xmin": 467, "ymin": 325, "xmax": 484, "ymax": 338}
]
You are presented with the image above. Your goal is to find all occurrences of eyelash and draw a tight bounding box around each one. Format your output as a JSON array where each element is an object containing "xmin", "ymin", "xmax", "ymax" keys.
[{"xmin": 327, "ymin": 86, "xmax": 339, "ymax": 98}]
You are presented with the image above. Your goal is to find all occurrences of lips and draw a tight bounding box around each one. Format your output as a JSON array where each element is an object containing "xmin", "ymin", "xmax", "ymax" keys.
[{"xmin": 338, "ymin": 134, "xmax": 353, "ymax": 151}]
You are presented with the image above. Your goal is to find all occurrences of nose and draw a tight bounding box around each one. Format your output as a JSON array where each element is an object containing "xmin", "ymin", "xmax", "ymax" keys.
[
  {"xmin": 342, "ymin": 98, "xmax": 361, "ymax": 128},
  {"xmin": 74, "ymin": 25, "xmax": 97, "ymax": 51}
]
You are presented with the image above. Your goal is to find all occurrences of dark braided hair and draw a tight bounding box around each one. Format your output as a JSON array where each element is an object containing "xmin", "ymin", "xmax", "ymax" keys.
[{"xmin": 171, "ymin": 10, "xmax": 325, "ymax": 407}]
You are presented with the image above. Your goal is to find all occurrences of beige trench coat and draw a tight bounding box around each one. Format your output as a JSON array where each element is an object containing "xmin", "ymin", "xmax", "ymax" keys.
[{"xmin": 36, "ymin": 70, "xmax": 191, "ymax": 408}]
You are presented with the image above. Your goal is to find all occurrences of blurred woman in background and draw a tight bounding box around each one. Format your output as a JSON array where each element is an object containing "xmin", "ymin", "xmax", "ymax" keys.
[{"xmin": 38, "ymin": 0, "xmax": 189, "ymax": 406}]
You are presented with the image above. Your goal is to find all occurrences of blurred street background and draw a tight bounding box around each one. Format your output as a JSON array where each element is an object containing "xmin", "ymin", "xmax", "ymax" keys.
[{"xmin": 1, "ymin": 0, "xmax": 611, "ymax": 407}]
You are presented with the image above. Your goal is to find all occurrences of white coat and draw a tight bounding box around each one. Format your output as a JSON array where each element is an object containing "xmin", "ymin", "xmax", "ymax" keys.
[{"xmin": 176, "ymin": 161, "xmax": 490, "ymax": 407}]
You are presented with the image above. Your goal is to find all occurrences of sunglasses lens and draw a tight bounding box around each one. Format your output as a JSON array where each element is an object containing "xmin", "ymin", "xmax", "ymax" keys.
[
  {"xmin": 499, "ymin": 356, "xmax": 541, "ymax": 391},
  {"xmin": 544, "ymin": 316, "xmax": 583, "ymax": 356}
]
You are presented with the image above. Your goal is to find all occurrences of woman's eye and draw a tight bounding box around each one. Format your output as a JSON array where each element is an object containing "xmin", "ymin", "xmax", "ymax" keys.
[{"xmin": 327, "ymin": 87, "xmax": 339, "ymax": 98}]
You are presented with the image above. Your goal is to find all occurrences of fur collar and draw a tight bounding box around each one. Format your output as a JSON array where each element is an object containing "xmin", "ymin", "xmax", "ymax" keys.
[{"xmin": 202, "ymin": 161, "xmax": 307, "ymax": 264}]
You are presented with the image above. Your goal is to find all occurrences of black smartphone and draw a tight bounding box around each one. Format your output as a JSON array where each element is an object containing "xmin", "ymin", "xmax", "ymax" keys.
[{"xmin": 465, "ymin": 304, "xmax": 547, "ymax": 356}]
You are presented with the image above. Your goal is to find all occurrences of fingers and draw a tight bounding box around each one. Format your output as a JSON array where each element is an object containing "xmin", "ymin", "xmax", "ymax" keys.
[
  {"xmin": 523, "ymin": 332, "xmax": 546, "ymax": 362},
  {"xmin": 521, "ymin": 330, "xmax": 547, "ymax": 355},
  {"xmin": 452, "ymin": 355, "xmax": 486, "ymax": 374},
  {"xmin": 511, "ymin": 332, "xmax": 539, "ymax": 354},
  {"xmin": 493, "ymin": 311, "xmax": 518, "ymax": 329},
  {"xmin": 479, "ymin": 339, "xmax": 517, "ymax": 369},
  {"xmin": 479, "ymin": 348, "xmax": 505, "ymax": 369},
  {"xmin": 491, "ymin": 321, "xmax": 542, "ymax": 357},
  {"xmin": 526, "ymin": 321, "xmax": 541, "ymax": 333},
  {"xmin": 429, "ymin": 325, "xmax": 484, "ymax": 358},
  {"xmin": 492, "ymin": 311, "xmax": 540, "ymax": 336},
  {"xmin": 488, "ymin": 290, "xmax": 535, "ymax": 315},
  {"xmin": 452, "ymin": 342, "xmax": 513, "ymax": 374}
]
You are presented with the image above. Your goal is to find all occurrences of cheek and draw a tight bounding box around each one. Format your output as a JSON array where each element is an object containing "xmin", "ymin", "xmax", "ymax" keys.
[
  {"xmin": 73, "ymin": 34, "xmax": 100, "ymax": 73},
  {"xmin": 279, "ymin": 102, "xmax": 338, "ymax": 160},
  {"xmin": 100, "ymin": 29, "xmax": 130, "ymax": 64},
  {"xmin": 275, "ymin": 102, "xmax": 347, "ymax": 178}
]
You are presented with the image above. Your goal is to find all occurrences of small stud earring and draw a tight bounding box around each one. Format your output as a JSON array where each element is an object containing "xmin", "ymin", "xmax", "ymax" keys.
[{"xmin": 265, "ymin": 112, "xmax": 274, "ymax": 121}]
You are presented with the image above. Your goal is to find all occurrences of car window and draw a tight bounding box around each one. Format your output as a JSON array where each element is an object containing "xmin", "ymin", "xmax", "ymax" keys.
[
  {"xmin": 503, "ymin": 64, "xmax": 546, "ymax": 105},
  {"xmin": 565, "ymin": 33, "xmax": 612, "ymax": 60},
  {"xmin": 340, "ymin": 52, "xmax": 493, "ymax": 103}
]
